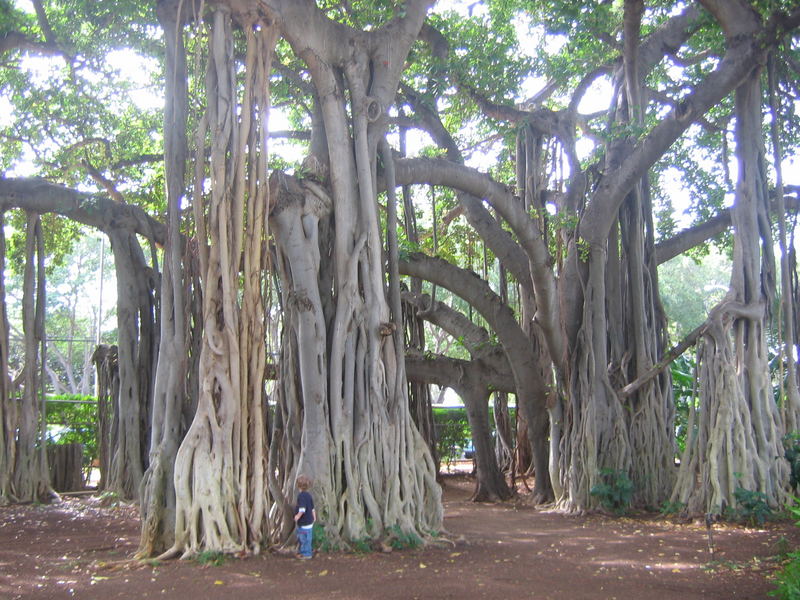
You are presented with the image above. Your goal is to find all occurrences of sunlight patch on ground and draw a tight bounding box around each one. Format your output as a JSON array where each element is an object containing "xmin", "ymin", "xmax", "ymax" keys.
[{"xmin": 597, "ymin": 557, "xmax": 699, "ymax": 572}]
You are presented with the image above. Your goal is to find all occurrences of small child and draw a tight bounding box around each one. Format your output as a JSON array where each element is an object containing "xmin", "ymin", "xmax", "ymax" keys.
[{"xmin": 294, "ymin": 474, "xmax": 316, "ymax": 559}]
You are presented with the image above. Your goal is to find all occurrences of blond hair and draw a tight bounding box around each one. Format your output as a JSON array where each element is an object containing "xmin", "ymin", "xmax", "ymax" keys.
[{"xmin": 296, "ymin": 474, "xmax": 312, "ymax": 491}]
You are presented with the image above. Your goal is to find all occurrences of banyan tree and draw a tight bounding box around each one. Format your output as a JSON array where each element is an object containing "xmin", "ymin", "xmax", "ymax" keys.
[
  {"xmin": 2, "ymin": 0, "xmax": 800, "ymax": 560},
  {"xmin": 140, "ymin": 0, "xmax": 443, "ymax": 556}
]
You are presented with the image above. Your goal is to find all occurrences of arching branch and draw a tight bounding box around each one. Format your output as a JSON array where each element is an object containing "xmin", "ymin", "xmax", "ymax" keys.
[
  {"xmin": 654, "ymin": 195, "xmax": 800, "ymax": 264},
  {"xmin": 582, "ymin": 7, "xmax": 800, "ymax": 244},
  {"xmin": 405, "ymin": 353, "xmax": 513, "ymax": 395},
  {"xmin": 402, "ymin": 291, "xmax": 492, "ymax": 356},
  {"xmin": 394, "ymin": 157, "xmax": 562, "ymax": 363},
  {"xmin": 0, "ymin": 177, "xmax": 166, "ymax": 243}
]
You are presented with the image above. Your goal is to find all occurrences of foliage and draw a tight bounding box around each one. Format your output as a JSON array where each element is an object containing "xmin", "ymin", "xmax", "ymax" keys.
[
  {"xmin": 770, "ymin": 497, "xmax": 800, "ymax": 599},
  {"xmin": 786, "ymin": 496, "xmax": 800, "ymax": 528},
  {"xmin": 671, "ymin": 354, "xmax": 696, "ymax": 456},
  {"xmin": 784, "ymin": 433, "xmax": 800, "ymax": 492},
  {"xmin": 350, "ymin": 536, "xmax": 373, "ymax": 554},
  {"xmin": 312, "ymin": 521, "xmax": 331, "ymax": 553},
  {"xmin": 4, "ymin": 213, "xmax": 82, "ymax": 277},
  {"xmin": 433, "ymin": 407, "xmax": 471, "ymax": 468},
  {"xmin": 590, "ymin": 469, "xmax": 634, "ymax": 515},
  {"xmin": 5, "ymin": 232, "xmax": 116, "ymax": 394},
  {"xmin": 432, "ymin": 404, "xmax": 517, "ymax": 471},
  {"xmin": 659, "ymin": 500, "xmax": 685, "ymax": 517},
  {"xmin": 45, "ymin": 395, "xmax": 98, "ymax": 474},
  {"xmin": 658, "ymin": 251, "xmax": 731, "ymax": 340},
  {"xmin": 770, "ymin": 558, "xmax": 800, "ymax": 600},
  {"xmin": 0, "ymin": 0, "xmax": 167, "ymax": 229},
  {"xmin": 387, "ymin": 524, "xmax": 422, "ymax": 550},
  {"xmin": 194, "ymin": 550, "xmax": 226, "ymax": 567},
  {"xmin": 729, "ymin": 487, "xmax": 773, "ymax": 527},
  {"xmin": 96, "ymin": 490, "xmax": 121, "ymax": 508}
]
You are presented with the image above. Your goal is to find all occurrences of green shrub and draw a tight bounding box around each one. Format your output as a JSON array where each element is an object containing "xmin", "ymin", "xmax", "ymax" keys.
[
  {"xmin": 387, "ymin": 524, "xmax": 422, "ymax": 550},
  {"xmin": 590, "ymin": 469, "xmax": 634, "ymax": 515},
  {"xmin": 432, "ymin": 408, "xmax": 471, "ymax": 468},
  {"xmin": 671, "ymin": 355, "xmax": 696, "ymax": 456},
  {"xmin": 96, "ymin": 490, "xmax": 120, "ymax": 508},
  {"xmin": 45, "ymin": 395, "xmax": 98, "ymax": 476},
  {"xmin": 732, "ymin": 487, "xmax": 773, "ymax": 526},
  {"xmin": 659, "ymin": 500, "xmax": 685, "ymax": 516},
  {"xmin": 312, "ymin": 521, "xmax": 332, "ymax": 552},
  {"xmin": 771, "ymin": 497, "xmax": 800, "ymax": 598},
  {"xmin": 784, "ymin": 433, "xmax": 800, "ymax": 492},
  {"xmin": 432, "ymin": 405, "xmax": 517, "ymax": 471},
  {"xmin": 195, "ymin": 550, "xmax": 226, "ymax": 567},
  {"xmin": 770, "ymin": 554, "xmax": 800, "ymax": 599},
  {"xmin": 350, "ymin": 537, "xmax": 372, "ymax": 554},
  {"xmin": 787, "ymin": 495, "xmax": 800, "ymax": 526}
]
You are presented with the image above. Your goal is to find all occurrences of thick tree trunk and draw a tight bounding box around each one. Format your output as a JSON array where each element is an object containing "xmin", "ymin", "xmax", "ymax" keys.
[
  {"xmin": 560, "ymin": 244, "xmax": 632, "ymax": 511},
  {"xmin": 397, "ymin": 128, "xmax": 437, "ymax": 466},
  {"xmin": 138, "ymin": 0, "xmax": 198, "ymax": 557},
  {"xmin": 493, "ymin": 392, "xmax": 514, "ymax": 474},
  {"xmin": 13, "ymin": 213, "xmax": 54, "ymax": 503},
  {"xmin": 165, "ymin": 11, "xmax": 276, "ymax": 557},
  {"xmin": 264, "ymin": 0, "xmax": 442, "ymax": 548},
  {"xmin": 671, "ymin": 56, "xmax": 788, "ymax": 513},
  {"xmin": 47, "ymin": 443, "xmax": 84, "ymax": 492},
  {"xmin": 405, "ymin": 351, "xmax": 513, "ymax": 501},
  {"xmin": 767, "ymin": 55, "xmax": 800, "ymax": 433},
  {"xmin": 404, "ymin": 305, "xmax": 439, "ymax": 469},
  {"xmin": 0, "ymin": 213, "xmax": 15, "ymax": 504},
  {"xmin": 608, "ymin": 1, "xmax": 676, "ymax": 509},
  {"xmin": 269, "ymin": 176, "xmax": 336, "ymax": 541},
  {"xmin": 401, "ymin": 290, "xmax": 514, "ymax": 490},
  {"xmin": 106, "ymin": 229, "xmax": 157, "ymax": 500},
  {"xmin": 401, "ymin": 253, "xmax": 552, "ymax": 502},
  {"xmin": 457, "ymin": 377, "xmax": 512, "ymax": 502},
  {"xmin": 92, "ymin": 344, "xmax": 118, "ymax": 492}
]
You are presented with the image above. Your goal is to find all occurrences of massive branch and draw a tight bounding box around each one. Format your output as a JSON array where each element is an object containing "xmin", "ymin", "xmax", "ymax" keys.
[
  {"xmin": 403, "ymin": 291, "xmax": 511, "ymax": 377},
  {"xmin": 405, "ymin": 354, "xmax": 514, "ymax": 395},
  {"xmin": 254, "ymin": 0, "xmax": 435, "ymax": 110},
  {"xmin": 403, "ymin": 291, "xmax": 491, "ymax": 356},
  {"xmin": 582, "ymin": 9, "xmax": 800, "ymax": 243},
  {"xmin": 400, "ymin": 251, "xmax": 552, "ymax": 499},
  {"xmin": 0, "ymin": 178, "xmax": 166, "ymax": 243},
  {"xmin": 394, "ymin": 157, "xmax": 562, "ymax": 366},
  {"xmin": 654, "ymin": 194, "xmax": 800, "ymax": 264}
]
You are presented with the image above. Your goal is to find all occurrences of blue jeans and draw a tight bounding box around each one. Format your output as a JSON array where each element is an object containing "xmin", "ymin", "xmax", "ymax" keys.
[{"xmin": 297, "ymin": 527, "xmax": 313, "ymax": 557}]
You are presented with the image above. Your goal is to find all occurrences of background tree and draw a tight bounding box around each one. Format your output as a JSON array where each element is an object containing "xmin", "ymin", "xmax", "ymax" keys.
[
  {"xmin": 671, "ymin": 0, "xmax": 791, "ymax": 513},
  {"xmin": 0, "ymin": 0, "xmax": 169, "ymax": 503}
]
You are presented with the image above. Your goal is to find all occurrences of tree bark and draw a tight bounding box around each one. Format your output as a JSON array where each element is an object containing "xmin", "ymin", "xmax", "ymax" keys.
[
  {"xmin": 106, "ymin": 228, "xmax": 157, "ymax": 500},
  {"xmin": 671, "ymin": 1, "xmax": 788, "ymax": 513},
  {"xmin": 401, "ymin": 253, "xmax": 553, "ymax": 502},
  {"xmin": 92, "ymin": 344, "xmax": 118, "ymax": 492},
  {"xmin": 402, "ymin": 292, "xmax": 513, "ymax": 499},
  {"xmin": 12, "ymin": 213, "xmax": 54, "ymax": 503},
  {"xmin": 164, "ymin": 10, "xmax": 277, "ymax": 557},
  {"xmin": 138, "ymin": 0, "xmax": 198, "ymax": 557},
  {"xmin": 0, "ymin": 213, "xmax": 15, "ymax": 504},
  {"xmin": 262, "ymin": 0, "xmax": 442, "ymax": 548}
]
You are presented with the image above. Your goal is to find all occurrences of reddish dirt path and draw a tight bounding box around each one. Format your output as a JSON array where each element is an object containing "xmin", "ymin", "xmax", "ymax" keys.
[{"xmin": 1, "ymin": 476, "xmax": 797, "ymax": 599}]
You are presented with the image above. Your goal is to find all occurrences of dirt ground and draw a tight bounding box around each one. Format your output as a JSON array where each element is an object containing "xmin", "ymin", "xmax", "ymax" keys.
[{"xmin": 2, "ymin": 474, "xmax": 798, "ymax": 599}]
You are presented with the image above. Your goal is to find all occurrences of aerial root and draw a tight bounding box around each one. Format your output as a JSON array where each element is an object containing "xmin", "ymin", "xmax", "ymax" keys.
[{"xmin": 93, "ymin": 558, "xmax": 149, "ymax": 572}]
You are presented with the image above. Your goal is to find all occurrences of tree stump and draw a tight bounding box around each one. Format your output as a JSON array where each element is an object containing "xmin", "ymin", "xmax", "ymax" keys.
[{"xmin": 47, "ymin": 444, "xmax": 84, "ymax": 492}]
